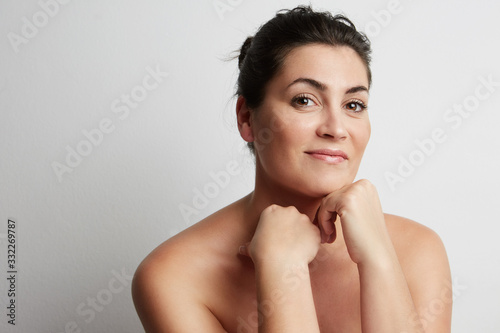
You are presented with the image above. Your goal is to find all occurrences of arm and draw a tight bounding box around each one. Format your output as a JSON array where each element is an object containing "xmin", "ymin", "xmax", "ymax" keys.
[
  {"xmin": 358, "ymin": 219, "xmax": 452, "ymax": 332},
  {"xmin": 254, "ymin": 260, "xmax": 320, "ymax": 332},
  {"xmin": 357, "ymin": 245, "xmax": 423, "ymax": 332},
  {"xmin": 392, "ymin": 216, "xmax": 452, "ymax": 332},
  {"xmin": 240, "ymin": 204, "xmax": 321, "ymax": 332},
  {"xmin": 317, "ymin": 179, "xmax": 451, "ymax": 332}
]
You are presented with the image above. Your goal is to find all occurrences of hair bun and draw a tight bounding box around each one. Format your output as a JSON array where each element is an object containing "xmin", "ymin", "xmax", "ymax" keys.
[{"xmin": 238, "ymin": 36, "xmax": 253, "ymax": 70}]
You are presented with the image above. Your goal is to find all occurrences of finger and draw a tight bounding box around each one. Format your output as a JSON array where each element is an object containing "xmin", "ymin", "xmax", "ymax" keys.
[
  {"xmin": 319, "ymin": 210, "xmax": 336, "ymax": 235},
  {"xmin": 326, "ymin": 214, "xmax": 337, "ymax": 243},
  {"xmin": 314, "ymin": 206, "xmax": 329, "ymax": 243},
  {"xmin": 313, "ymin": 208, "xmax": 330, "ymax": 243},
  {"xmin": 312, "ymin": 209, "xmax": 319, "ymax": 226},
  {"xmin": 327, "ymin": 232, "xmax": 336, "ymax": 243},
  {"xmin": 317, "ymin": 197, "xmax": 338, "ymax": 236}
]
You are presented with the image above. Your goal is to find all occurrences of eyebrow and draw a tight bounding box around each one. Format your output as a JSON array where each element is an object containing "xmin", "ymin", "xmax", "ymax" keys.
[
  {"xmin": 345, "ymin": 85, "xmax": 369, "ymax": 94},
  {"xmin": 287, "ymin": 77, "xmax": 369, "ymax": 95},
  {"xmin": 287, "ymin": 78, "xmax": 327, "ymax": 91}
]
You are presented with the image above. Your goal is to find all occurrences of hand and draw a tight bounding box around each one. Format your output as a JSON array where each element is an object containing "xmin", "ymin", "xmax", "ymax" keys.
[
  {"xmin": 315, "ymin": 179, "xmax": 392, "ymax": 265},
  {"xmin": 239, "ymin": 204, "xmax": 321, "ymax": 267}
]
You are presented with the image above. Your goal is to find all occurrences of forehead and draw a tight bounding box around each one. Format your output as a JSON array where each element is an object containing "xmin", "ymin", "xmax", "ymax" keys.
[{"xmin": 274, "ymin": 44, "xmax": 370, "ymax": 90}]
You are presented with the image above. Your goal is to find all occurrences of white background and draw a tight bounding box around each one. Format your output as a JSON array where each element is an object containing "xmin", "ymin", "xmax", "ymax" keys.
[{"xmin": 1, "ymin": 0, "xmax": 499, "ymax": 332}]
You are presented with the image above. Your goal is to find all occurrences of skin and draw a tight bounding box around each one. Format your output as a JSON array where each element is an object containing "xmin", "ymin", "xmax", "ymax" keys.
[{"xmin": 132, "ymin": 44, "xmax": 452, "ymax": 332}]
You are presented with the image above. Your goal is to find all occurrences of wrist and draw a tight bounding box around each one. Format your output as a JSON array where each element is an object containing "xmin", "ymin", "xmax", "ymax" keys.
[
  {"xmin": 254, "ymin": 257, "xmax": 310, "ymax": 279},
  {"xmin": 251, "ymin": 248, "xmax": 311, "ymax": 269},
  {"xmin": 357, "ymin": 247, "xmax": 400, "ymax": 274}
]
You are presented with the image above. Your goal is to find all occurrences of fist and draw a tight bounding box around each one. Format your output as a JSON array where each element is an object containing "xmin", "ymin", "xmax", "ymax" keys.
[{"xmin": 240, "ymin": 205, "xmax": 321, "ymax": 266}]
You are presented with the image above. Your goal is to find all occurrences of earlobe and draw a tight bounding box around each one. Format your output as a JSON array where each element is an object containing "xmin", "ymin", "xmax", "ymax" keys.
[{"xmin": 236, "ymin": 96, "xmax": 254, "ymax": 143}]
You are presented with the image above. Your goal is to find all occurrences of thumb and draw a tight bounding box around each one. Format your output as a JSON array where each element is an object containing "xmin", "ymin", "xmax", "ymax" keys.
[{"xmin": 238, "ymin": 242, "xmax": 251, "ymax": 257}]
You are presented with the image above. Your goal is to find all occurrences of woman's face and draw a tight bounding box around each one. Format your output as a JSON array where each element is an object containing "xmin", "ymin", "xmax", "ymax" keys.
[{"xmin": 248, "ymin": 44, "xmax": 371, "ymax": 197}]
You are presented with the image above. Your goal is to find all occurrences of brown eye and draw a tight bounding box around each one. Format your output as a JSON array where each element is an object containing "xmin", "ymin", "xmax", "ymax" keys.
[
  {"xmin": 345, "ymin": 100, "xmax": 367, "ymax": 112},
  {"xmin": 292, "ymin": 95, "xmax": 315, "ymax": 107},
  {"xmin": 297, "ymin": 97, "xmax": 310, "ymax": 105}
]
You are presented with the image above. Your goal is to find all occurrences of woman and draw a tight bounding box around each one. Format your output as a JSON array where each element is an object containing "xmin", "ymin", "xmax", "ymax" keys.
[{"xmin": 132, "ymin": 6, "xmax": 452, "ymax": 332}]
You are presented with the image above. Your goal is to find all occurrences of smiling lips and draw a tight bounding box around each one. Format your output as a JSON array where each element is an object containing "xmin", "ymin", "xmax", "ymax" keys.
[{"xmin": 305, "ymin": 149, "xmax": 348, "ymax": 164}]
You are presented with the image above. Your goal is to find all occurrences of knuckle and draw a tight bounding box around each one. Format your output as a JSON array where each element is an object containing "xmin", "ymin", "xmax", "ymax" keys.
[
  {"xmin": 299, "ymin": 214, "xmax": 310, "ymax": 223},
  {"xmin": 357, "ymin": 178, "xmax": 370, "ymax": 185},
  {"xmin": 343, "ymin": 191, "xmax": 358, "ymax": 204},
  {"xmin": 284, "ymin": 205, "xmax": 301, "ymax": 216},
  {"xmin": 266, "ymin": 204, "xmax": 279, "ymax": 212},
  {"xmin": 357, "ymin": 178, "xmax": 374, "ymax": 189}
]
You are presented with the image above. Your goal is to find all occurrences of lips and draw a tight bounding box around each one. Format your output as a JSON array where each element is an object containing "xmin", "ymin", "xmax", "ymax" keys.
[{"xmin": 305, "ymin": 149, "xmax": 348, "ymax": 164}]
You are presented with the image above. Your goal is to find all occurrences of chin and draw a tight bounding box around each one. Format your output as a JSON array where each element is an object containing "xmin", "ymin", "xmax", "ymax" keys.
[
  {"xmin": 294, "ymin": 179, "xmax": 353, "ymax": 198},
  {"xmin": 316, "ymin": 172, "xmax": 355, "ymax": 189}
]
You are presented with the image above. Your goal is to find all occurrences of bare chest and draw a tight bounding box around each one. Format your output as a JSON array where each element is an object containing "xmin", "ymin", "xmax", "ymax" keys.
[{"xmin": 212, "ymin": 258, "xmax": 361, "ymax": 333}]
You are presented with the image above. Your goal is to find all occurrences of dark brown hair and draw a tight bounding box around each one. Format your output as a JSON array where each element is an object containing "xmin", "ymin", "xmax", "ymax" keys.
[
  {"xmin": 237, "ymin": 5, "xmax": 372, "ymax": 108},
  {"xmin": 236, "ymin": 6, "xmax": 372, "ymax": 153}
]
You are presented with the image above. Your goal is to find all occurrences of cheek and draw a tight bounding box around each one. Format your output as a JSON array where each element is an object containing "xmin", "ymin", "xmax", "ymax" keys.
[
  {"xmin": 269, "ymin": 116, "xmax": 316, "ymax": 153},
  {"xmin": 253, "ymin": 111, "xmax": 300, "ymax": 147},
  {"xmin": 352, "ymin": 121, "xmax": 371, "ymax": 154}
]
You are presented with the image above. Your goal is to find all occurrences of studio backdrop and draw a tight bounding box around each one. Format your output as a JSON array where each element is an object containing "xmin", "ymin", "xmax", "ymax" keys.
[{"xmin": 1, "ymin": 0, "xmax": 499, "ymax": 332}]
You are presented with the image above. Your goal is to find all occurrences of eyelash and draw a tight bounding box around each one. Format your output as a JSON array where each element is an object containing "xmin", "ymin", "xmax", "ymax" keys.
[
  {"xmin": 345, "ymin": 99, "xmax": 368, "ymax": 113},
  {"xmin": 291, "ymin": 95, "xmax": 368, "ymax": 113},
  {"xmin": 291, "ymin": 94, "xmax": 315, "ymax": 107}
]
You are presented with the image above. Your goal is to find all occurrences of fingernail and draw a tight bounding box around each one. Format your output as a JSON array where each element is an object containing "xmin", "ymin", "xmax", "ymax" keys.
[{"xmin": 238, "ymin": 245, "xmax": 246, "ymax": 254}]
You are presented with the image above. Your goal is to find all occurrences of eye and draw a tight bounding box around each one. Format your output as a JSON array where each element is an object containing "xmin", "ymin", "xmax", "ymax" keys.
[
  {"xmin": 344, "ymin": 100, "xmax": 367, "ymax": 113},
  {"xmin": 292, "ymin": 94, "xmax": 316, "ymax": 107}
]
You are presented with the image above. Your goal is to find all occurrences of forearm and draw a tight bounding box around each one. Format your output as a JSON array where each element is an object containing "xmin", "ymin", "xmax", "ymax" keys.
[
  {"xmin": 255, "ymin": 261, "xmax": 320, "ymax": 333},
  {"xmin": 358, "ymin": 251, "xmax": 424, "ymax": 333}
]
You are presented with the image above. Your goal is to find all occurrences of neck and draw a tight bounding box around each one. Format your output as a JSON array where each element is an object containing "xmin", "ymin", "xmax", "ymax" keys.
[
  {"xmin": 239, "ymin": 160, "xmax": 347, "ymax": 255},
  {"xmin": 242, "ymin": 161, "xmax": 324, "ymax": 229}
]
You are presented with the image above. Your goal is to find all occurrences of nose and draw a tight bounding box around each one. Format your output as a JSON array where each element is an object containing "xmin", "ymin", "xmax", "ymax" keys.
[{"xmin": 316, "ymin": 106, "xmax": 348, "ymax": 140}]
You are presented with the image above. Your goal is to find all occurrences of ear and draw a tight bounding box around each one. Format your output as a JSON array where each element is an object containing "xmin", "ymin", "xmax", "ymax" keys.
[{"xmin": 236, "ymin": 96, "xmax": 254, "ymax": 143}]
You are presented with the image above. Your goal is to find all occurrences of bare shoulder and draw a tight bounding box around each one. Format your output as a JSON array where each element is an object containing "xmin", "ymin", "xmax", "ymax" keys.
[
  {"xmin": 383, "ymin": 213, "xmax": 448, "ymax": 262},
  {"xmin": 134, "ymin": 194, "xmax": 247, "ymax": 281},
  {"xmin": 384, "ymin": 213, "xmax": 452, "ymax": 331},
  {"xmin": 132, "ymin": 198, "xmax": 246, "ymax": 332},
  {"xmin": 384, "ymin": 213, "xmax": 443, "ymax": 242}
]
